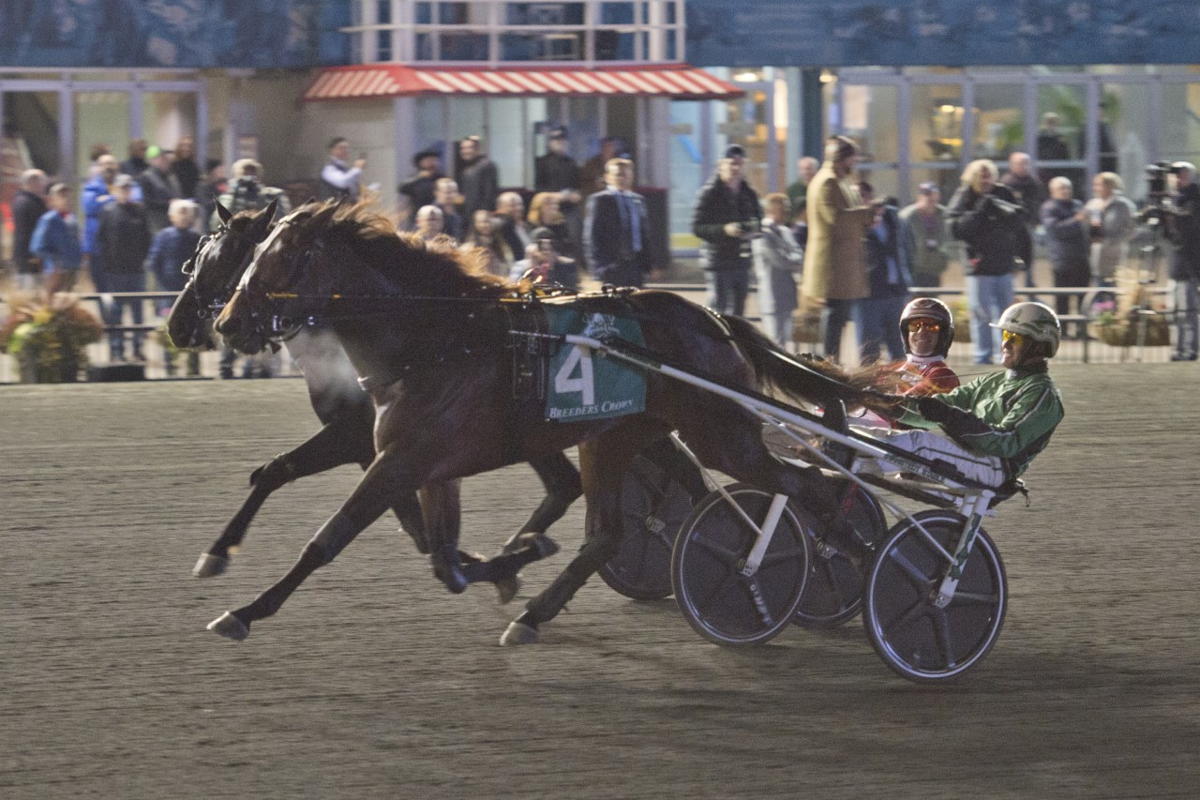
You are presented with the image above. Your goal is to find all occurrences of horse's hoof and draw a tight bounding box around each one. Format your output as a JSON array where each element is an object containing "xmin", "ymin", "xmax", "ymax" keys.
[
  {"xmin": 531, "ymin": 534, "xmax": 560, "ymax": 559},
  {"xmin": 495, "ymin": 574, "xmax": 521, "ymax": 605},
  {"xmin": 502, "ymin": 532, "xmax": 561, "ymax": 558},
  {"xmin": 499, "ymin": 619, "xmax": 539, "ymax": 646},
  {"xmin": 192, "ymin": 552, "xmax": 229, "ymax": 579},
  {"xmin": 207, "ymin": 611, "xmax": 249, "ymax": 641}
]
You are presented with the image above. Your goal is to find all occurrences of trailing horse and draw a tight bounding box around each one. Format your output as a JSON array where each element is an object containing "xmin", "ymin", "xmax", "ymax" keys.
[
  {"xmin": 211, "ymin": 201, "xmax": 877, "ymax": 644},
  {"xmin": 165, "ymin": 202, "xmax": 567, "ymax": 602}
]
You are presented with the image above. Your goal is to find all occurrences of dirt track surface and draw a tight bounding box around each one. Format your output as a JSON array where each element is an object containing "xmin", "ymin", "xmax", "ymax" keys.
[{"xmin": 1, "ymin": 365, "xmax": 1198, "ymax": 799}]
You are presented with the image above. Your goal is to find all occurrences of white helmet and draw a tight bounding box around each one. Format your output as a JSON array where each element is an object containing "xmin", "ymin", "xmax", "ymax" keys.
[{"xmin": 990, "ymin": 302, "xmax": 1061, "ymax": 357}]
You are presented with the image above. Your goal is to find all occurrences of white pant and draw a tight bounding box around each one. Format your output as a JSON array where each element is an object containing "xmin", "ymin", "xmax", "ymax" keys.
[{"xmin": 864, "ymin": 428, "xmax": 1005, "ymax": 488}]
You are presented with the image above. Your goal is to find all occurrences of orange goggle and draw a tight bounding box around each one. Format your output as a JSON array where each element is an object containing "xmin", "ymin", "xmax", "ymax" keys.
[{"xmin": 905, "ymin": 319, "xmax": 942, "ymax": 333}]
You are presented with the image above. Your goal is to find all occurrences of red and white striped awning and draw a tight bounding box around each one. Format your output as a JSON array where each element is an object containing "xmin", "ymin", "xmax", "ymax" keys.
[{"xmin": 303, "ymin": 64, "xmax": 743, "ymax": 102}]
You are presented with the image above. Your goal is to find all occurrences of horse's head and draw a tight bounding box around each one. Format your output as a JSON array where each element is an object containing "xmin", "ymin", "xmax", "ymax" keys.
[
  {"xmin": 165, "ymin": 200, "xmax": 276, "ymax": 349},
  {"xmin": 214, "ymin": 200, "xmax": 347, "ymax": 354}
]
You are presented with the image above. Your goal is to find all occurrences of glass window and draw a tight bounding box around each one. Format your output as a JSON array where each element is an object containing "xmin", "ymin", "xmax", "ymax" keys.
[
  {"xmin": 910, "ymin": 83, "xmax": 963, "ymax": 163},
  {"xmin": 972, "ymin": 83, "xmax": 1024, "ymax": 162},
  {"xmin": 1099, "ymin": 82, "xmax": 1153, "ymax": 202},
  {"xmin": 74, "ymin": 91, "xmax": 130, "ymax": 181},
  {"xmin": 501, "ymin": 32, "xmax": 582, "ymax": 60},
  {"xmin": 1, "ymin": 91, "xmax": 61, "ymax": 179},
  {"xmin": 667, "ymin": 99, "xmax": 704, "ymax": 240},
  {"xmin": 840, "ymin": 83, "xmax": 899, "ymax": 165},
  {"xmin": 142, "ymin": 92, "xmax": 197, "ymax": 160},
  {"xmin": 506, "ymin": 3, "xmax": 585, "ymax": 25},
  {"xmin": 1036, "ymin": 83, "xmax": 1088, "ymax": 194},
  {"xmin": 440, "ymin": 31, "xmax": 490, "ymax": 60},
  {"xmin": 415, "ymin": 2, "xmax": 432, "ymax": 24},
  {"xmin": 1160, "ymin": 83, "xmax": 1200, "ymax": 177}
]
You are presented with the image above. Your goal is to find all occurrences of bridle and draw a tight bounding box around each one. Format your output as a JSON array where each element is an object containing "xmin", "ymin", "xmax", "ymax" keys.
[{"xmin": 182, "ymin": 222, "xmax": 267, "ymax": 320}]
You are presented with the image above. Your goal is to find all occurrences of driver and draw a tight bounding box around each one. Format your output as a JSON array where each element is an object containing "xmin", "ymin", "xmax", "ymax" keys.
[
  {"xmin": 894, "ymin": 296, "xmax": 960, "ymax": 395},
  {"xmin": 873, "ymin": 301, "xmax": 1065, "ymax": 489}
]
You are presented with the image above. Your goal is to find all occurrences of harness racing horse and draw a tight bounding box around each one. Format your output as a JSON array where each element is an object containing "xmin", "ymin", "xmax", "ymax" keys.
[
  {"xmin": 211, "ymin": 201, "xmax": 875, "ymax": 644},
  {"xmin": 166, "ymin": 202, "xmax": 570, "ymax": 600}
]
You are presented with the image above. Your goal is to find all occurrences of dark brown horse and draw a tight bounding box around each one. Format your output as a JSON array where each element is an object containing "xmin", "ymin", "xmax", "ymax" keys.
[
  {"xmin": 211, "ymin": 201, "xmax": 871, "ymax": 644},
  {"xmin": 165, "ymin": 203, "xmax": 568, "ymax": 600}
]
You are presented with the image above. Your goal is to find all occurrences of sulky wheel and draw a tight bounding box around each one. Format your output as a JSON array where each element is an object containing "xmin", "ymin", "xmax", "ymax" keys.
[
  {"xmin": 671, "ymin": 484, "xmax": 813, "ymax": 646},
  {"xmin": 598, "ymin": 454, "xmax": 694, "ymax": 600},
  {"xmin": 862, "ymin": 510, "xmax": 1007, "ymax": 684},
  {"xmin": 793, "ymin": 478, "xmax": 888, "ymax": 629}
]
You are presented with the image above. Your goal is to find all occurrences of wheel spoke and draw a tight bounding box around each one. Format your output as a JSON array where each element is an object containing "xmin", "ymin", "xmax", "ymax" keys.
[
  {"xmin": 931, "ymin": 609, "xmax": 957, "ymax": 669},
  {"xmin": 884, "ymin": 547, "xmax": 935, "ymax": 591},
  {"xmin": 760, "ymin": 546, "xmax": 806, "ymax": 568},
  {"xmin": 744, "ymin": 578, "xmax": 776, "ymax": 628},
  {"xmin": 692, "ymin": 573, "xmax": 736, "ymax": 616},
  {"xmin": 689, "ymin": 533, "xmax": 743, "ymax": 566},
  {"xmin": 651, "ymin": 527, "xmax": 675, "ymax": 551},
  {"xmin": 882, "ymin": 598, "xmax": 928, "ymax": 636},
  {"xmin": 819, "ymin": 559, "xmax": 851, "ymax": 613},
  {"xmin": 953, "ymin": 590, "xmax": 998, "ymax": 606}
]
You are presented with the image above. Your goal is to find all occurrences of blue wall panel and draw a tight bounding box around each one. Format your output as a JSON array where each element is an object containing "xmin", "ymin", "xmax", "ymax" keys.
[
  {"xmin": 686, "ymin": 1, "xmax": 1200, "ymax": 67},
  {"xmin": 0, "ymin": 1, "xmax": 350, "ymax": 68}
]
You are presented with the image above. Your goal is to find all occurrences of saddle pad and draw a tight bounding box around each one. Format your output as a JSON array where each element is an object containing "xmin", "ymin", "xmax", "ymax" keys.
[{"xmin": 545, "ymin": 308, "xmax": 646, "ymax": 422}]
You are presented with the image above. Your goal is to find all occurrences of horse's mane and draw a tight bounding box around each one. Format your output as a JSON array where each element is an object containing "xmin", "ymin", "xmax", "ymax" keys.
[{"xmin": 289, "ymin": 200, "xmax": 516, "ymax": 298}]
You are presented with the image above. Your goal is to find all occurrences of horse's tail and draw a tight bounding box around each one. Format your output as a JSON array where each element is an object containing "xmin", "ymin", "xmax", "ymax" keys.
[{"xmin": 720, "ymin": 313, "xmax": 896, "ymax": 414}]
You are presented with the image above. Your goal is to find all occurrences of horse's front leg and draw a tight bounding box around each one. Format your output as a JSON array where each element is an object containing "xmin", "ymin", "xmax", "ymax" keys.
[{"xmin": 206, "ymin": 448, "xmax": 420, "ymax": 641}]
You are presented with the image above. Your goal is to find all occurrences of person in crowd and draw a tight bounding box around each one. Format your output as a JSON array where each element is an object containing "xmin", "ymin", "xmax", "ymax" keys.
[
  {"xmin": 456, "ymin": 135, "xmax": 499, "ymax": 219},
  {"xmin": 414, "ymin": 205, "xmax": 445, "ymax": 242},
  {"xmin": 137, "ymin": 145, "xmax": 182, "ymax": 234},
  {"xmin": 147, "ymin": 199, "xmax": 203, "ymax": 376},
  {"xmin": 398, "ymin": 149, "xmax": 443, "ymax": 227},
  {"xmin": 752, "ymin": 193, "xmax": 804, "ymax": 348},
  {"xmin": 692, "ymin": 149, "xmax": 761, "ymax": 316},
  {"xmin": 527, "ymin": 191, "xmax": 576, "ymax": 259},
  {"xmin": 171, "ymin": 136, "xmax": 200, "ymax": 199},
  {"xmin": 319, "ymin": 137, "xmax": 365, "ymax": 201},
  {"xmin": 1165, "ymin": 161, "xmax": 1200, "ymax": 361},
  {"xmin": 802, "ymin": 135, "xmax": 873, "ymax": 362},
  {"xmin": 31, "ymin": 183, "xmax": 83, "ymax": 294},
  {"xmin": 508, "ymin": 228, "xmax": 577, "ymax": 288},
  {"xmin": 86, "ymin": 144, "xmax": 111, "ymax": 179},
  {"xmin": 534, "ymin": 126, "xmax": 580, "ymax": 194},
  {"xmin": 1001, "ymin": 152, "xmax": 1045, "ymax": 225},
  {"xmin": 584, "ymin": 157, "xmax": 657, "ymax": 288},
  {"xmin": 83, "ymin": 153, "xmax": 141, "ymax": 292},
  {"xmin": 433, "ymin": 177, "xmax": 465, "ymax": 241},
  {"xmin": 462, "ymin": 208, "xmax": 513, "ymax": 277},
  {"xmin": 1040, "ymin": 176, "xmax": 1091, "ymax": 328},
  {"xmin": 579, "ymin": 136, "xmax": 621, "ymax": 196},
  {"xmin": 120, "ymin": 138, "xmax": 149, "ymax": 176},
  {"xmin": 1001, "ymin": 151, "xmax": 1044, "ymax": 290},
  {"xmin": 785, "ymin": 155, "xmax": 820, "ymax": 220},
  {"xmin": 196, "ymin": 159, "xmax": 227, "ymax": 232},
  {"xmin": 899, "ymin": 182, "xmax": 950, "ymax": 289},
  {"xmin": 877, "ymin": 302, "xmax": 1064, "ymax": 491},
  {"xmin": 858, "ymin": 182, "xmax": 912, "ymax": 365},
  {"xmin": 1036, "ymin": 112, "xmax": 1070, "ymax": 185},
  {"xmin": 213, "ymin": 158, "xmax": 291, "ymax": 228},
  {"xmin": 96, "ymin": 174, "xmax": 152, "ymax": 362},
  {"xmin": 10, "ymin": 169, "xmax": 47, "ymax": 293},
  {"xmin": 947, "ymin": 158, "xmax": 1032, "ymax": 364},
  {"xmin": 1084, "ymin": 171, "xmax": 1136, "ymax": 287},
  {"xmin": 495, "ymin": 191, "xmax": 532, "ymax": 260}
]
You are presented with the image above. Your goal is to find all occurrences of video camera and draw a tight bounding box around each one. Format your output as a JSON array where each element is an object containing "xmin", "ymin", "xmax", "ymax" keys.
[
  {"xmin": 232, "ymin": 174, "xmax": 261, "ymax": 203},
  {"xmin": 1144, "ymin": 161, "xmax": 1184, "ymax": 203}
]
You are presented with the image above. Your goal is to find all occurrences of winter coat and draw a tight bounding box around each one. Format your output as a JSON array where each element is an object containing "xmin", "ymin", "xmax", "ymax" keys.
[
  {"xmin": 96, "ymin": 202, "xmax": 152, "ymax": 275},
  {"xmin": 946, "ymin": 183, "xmax": 1032, "ymax": 276},
  {"xmin": 1084, "ymin": 193, "xmax": 1136, "ymax": 281},
  {"xmin": 1040, "ymin": 198, "xmax": 1090, "ymax": 275},
  {"xmin": 10, "ymin": 189, "xmax": 47, "ymax": 274},
  {"xmin": 31, "ymin": 210, "xmax": 82, "ymax": 273},
  {"xmin": 691, "ymin": 175, "xmax": 760, "ymax": 271},
  {"xmin": 800, "ymin": 163, "xmax": 871, "ymax": 300},
  {"xmin": 752, "ymin": 220, "xmax": 803, "ymax": 316},
  {"xmin": 146, "ymin": 225, "xmax": 202, "ymax": 292},
  {"xmin": 898, "ymin": 203, "xmax": 949, "ymax": 282}
]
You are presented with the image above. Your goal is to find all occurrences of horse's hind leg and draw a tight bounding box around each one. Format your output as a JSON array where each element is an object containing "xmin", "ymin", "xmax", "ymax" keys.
[
  {"xmin": 501, "ymin": 424, "xmax": 659, "ymax": 645},
  {"xmin": 207, "ymin": 449, "xmax": 419, "ymax": 641},
  {"xmin": 499, "ymin": 451, "xmax": 582, "ymax": 554}
]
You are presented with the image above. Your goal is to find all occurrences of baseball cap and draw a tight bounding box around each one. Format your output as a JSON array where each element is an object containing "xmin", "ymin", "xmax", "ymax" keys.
[
  {"xmin": 145, "ymin": 145, "xmax": 163, "ymax": 159},
  {"xmin": 917, "ymin": 181, "xmax": 939, "ymax": 195},
  {"xmin": 724, "ymin": 144, "xmax": 746, "ymax": 159},
  {"xmin": 547, "ymin": 126, "xmax": 568, "ymax": 141},
  {"xmin": 531, "ymin": 227, "xmax": 556, "ymax": 241},
  {"xmin": 113, "ymin": 174, "xmax": 136, "ymax": 188}
]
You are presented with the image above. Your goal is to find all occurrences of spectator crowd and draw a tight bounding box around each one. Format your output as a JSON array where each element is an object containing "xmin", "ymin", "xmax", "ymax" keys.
[{"xmin": 4, "ymin": 120, "xmax": 1196, "ymax": 375}]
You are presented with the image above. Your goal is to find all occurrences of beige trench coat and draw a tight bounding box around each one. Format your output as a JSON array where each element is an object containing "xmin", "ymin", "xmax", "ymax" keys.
[{"xmin": 800, "ymin": 164, "xmax": 872, "ymax": 301}]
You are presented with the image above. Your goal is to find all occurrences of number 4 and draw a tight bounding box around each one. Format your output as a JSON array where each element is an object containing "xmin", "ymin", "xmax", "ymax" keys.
[{"xmin": 554, "ymin": 346, "xmax": 595, "ymax": 405}]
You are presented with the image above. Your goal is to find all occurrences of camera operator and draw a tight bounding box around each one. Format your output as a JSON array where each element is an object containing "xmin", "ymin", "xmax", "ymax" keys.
[
  {"xmin": 947, "ymin": 158, "xmax": 1033, "ymax": 364},
  {"xmin": 1164, "ymin": 161, "xmax": 1200, "ymax": 360},
  {"xmin": 211, "ymin": 158, "xmax": 291, "ymax": 229},
  {"xmin": 692, "ymin": 146, "xmax": 761, "ymax": 316}
]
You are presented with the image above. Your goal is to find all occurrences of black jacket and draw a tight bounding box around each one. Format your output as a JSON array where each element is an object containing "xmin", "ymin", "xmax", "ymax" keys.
[
  {"xmin": 1168, "ymin": 182, "xmax": 1200, "ymax": 281},
  {"xmin": 534, "ymin": 153, "xmax": 580, "ymax": 192},
  {"xmin": 946, "ymin": 183, "xmax": 1032, "ymax": 276},
  {"xmin": 1000, "ymin": 172, "xmax": 1045, "ymax": 225},
  {"xmin": 457, "ymin": 157, "xmax": 499, "ymax": 218},
  {"xmin": 11, "ymin": 189, "xmax": 47, "ymax": 273},
  {"xmin": 691, "ymin": 176, "xmax": 760, "ymax": 270},
  {"xmin": 1040, "ymin": 198, "xmax": 1090, "ymax": 273},
  {"xmin": 583, "ymin": 189, "xmax": 651, "ymax": 276},
  {"xmin": 864, "ymin": 205, "xmax": 912, "ymax": 298},
  {"xmin": 97, "ymin": 202, "xmax": 152, "ymax": 275},
  {"xmin": 137, "ymin": 167, "xmax": 181, "ymax": 232}
]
